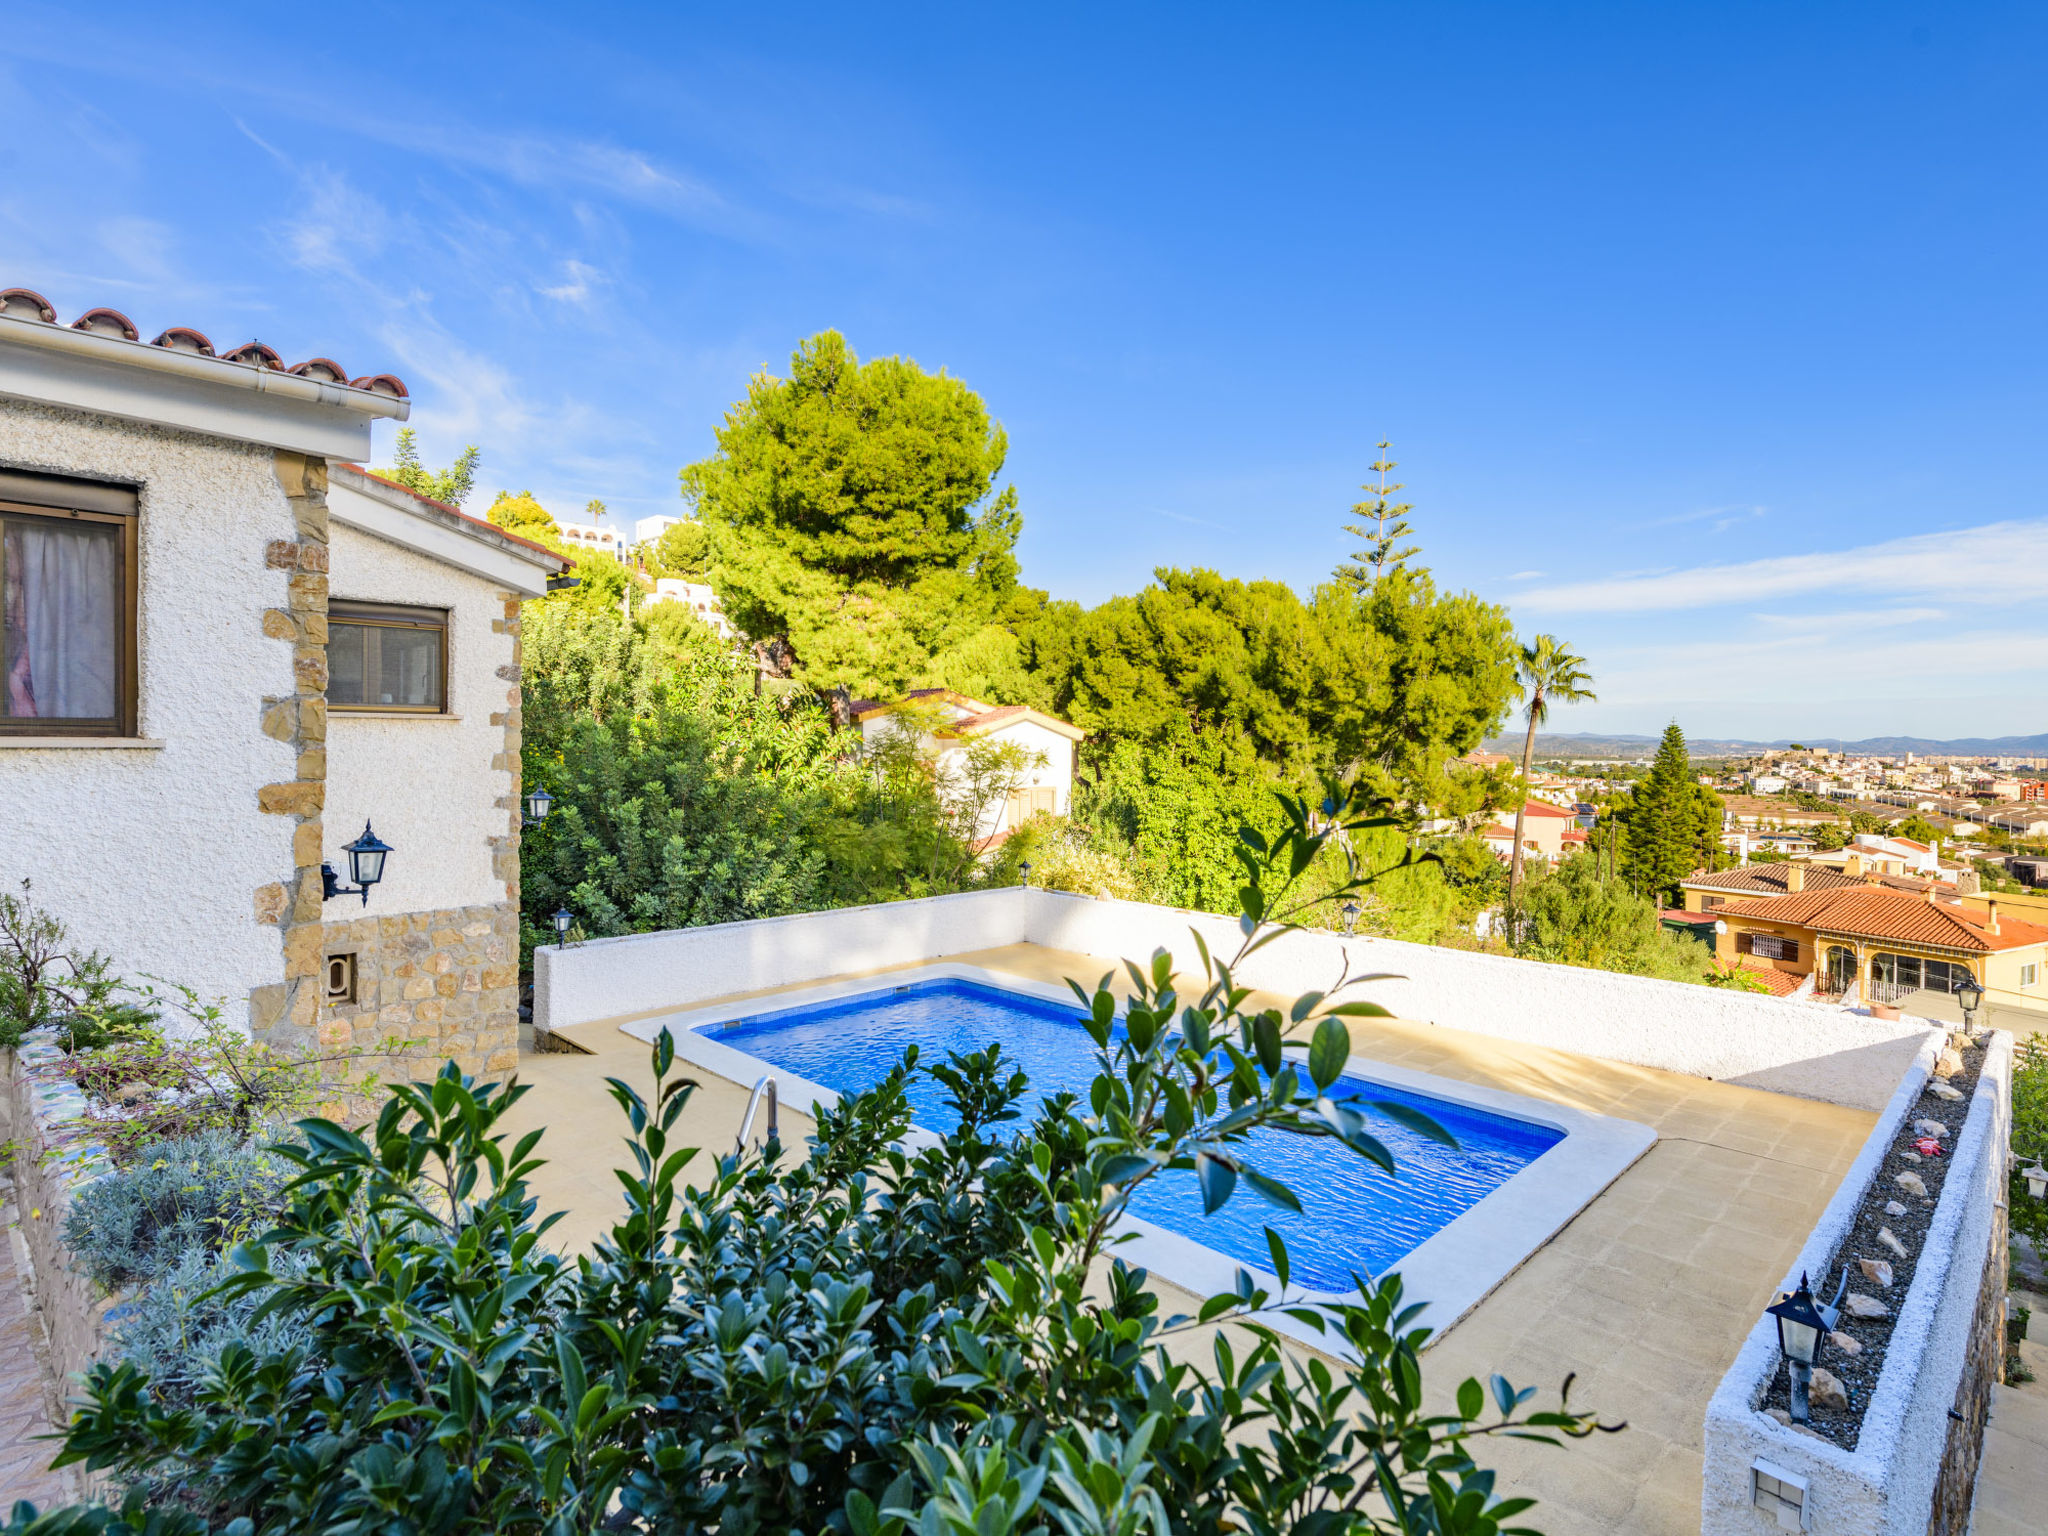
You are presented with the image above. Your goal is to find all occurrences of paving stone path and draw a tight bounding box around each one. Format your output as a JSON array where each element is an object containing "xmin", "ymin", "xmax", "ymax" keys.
[{"xmin": 0, "ymin": 1174, "xmax": 76, "ymax": 1511}]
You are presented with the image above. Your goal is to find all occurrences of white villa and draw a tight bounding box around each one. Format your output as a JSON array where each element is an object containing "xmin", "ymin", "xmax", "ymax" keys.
[
  {"xmin": 852, "ymin": 687, "xmax": 1084, "ymax": 844},
  {"xmin": 0, "ymin": 288, "xmax": 567, "ymax": 1073}
]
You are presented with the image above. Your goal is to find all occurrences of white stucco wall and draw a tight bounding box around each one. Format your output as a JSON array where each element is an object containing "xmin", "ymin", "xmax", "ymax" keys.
[
  {"xmin": 1701, "ymin": 1030, "xmax": 2010, "ymax": 1535},
  {"xmin": 0, "ymin": 402, "xmax": 298, "ymax": 1029},
  {"xmin": 324, "ymin": 521, "xmax": 514, "ymax": 919},
  {"xmin": 535, "ymin": 888, "xmax": 1935, "ymax": 1110}
]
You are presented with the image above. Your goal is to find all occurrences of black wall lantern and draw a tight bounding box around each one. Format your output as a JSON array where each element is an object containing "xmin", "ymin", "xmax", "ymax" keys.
[
  {"xmin": 322, "ymin": 821, "xmax": 394, "ymax": 906},
  {"xmin": 552, "ymin": 907, "xmax": 576, "ymax": 946},
  {"xmin": 1019, "ymin": 860, "xmax": 1032, "ymax": 888},
  {"xmin": 523, "ymin": 785, "xmax": 555, "ymax": 828},
  {"xmin": 1340, "ymin": 898, "xmax": 1361, "ymax": 936}
]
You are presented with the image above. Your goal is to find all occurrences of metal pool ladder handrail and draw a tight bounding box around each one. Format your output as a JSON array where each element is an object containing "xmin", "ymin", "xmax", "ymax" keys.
[{"xmin": 735, "ymin": 1075, "xmax": 779, "ymax": 1156}]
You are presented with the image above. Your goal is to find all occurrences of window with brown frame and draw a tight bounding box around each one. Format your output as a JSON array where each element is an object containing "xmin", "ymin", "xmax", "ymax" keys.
[
  {"xmin": 0, "ymin": 471, "xmax": 139, "ymax": 737},
  {"xmin": 328, "ymin": 602, "xmax": 448, "ymax": 712}
]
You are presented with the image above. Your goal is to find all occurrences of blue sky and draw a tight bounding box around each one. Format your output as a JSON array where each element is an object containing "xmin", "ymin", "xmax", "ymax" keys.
[{"xmin": 4, "ymin": 2, "xmax": 2045, "ymax": 741}]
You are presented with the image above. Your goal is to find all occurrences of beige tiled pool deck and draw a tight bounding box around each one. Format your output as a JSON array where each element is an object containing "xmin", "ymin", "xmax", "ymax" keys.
[{"xmin": 510, "ymin": 942, "xmax": 1876, "ymax": 1536}]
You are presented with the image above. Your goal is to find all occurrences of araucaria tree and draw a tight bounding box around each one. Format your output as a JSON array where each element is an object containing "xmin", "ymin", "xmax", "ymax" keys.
[
  {"xmin": 1505, "ymin": 636, "xmax": 1596, "ymax": 903},
  {"xmin": 1615, "ymin": 722, "xmax": 1724, "ymax": 899},
  {"xmin": 681, "ymin": 330, "xmax": 1025, "ymax": 697},
  {"xmin": 1334, "ymin": 441, "xmax": 1419, "ymax": 592},
  {"xmin": 377, "ymin": 427, "xmax": 480, "ymax": 507}
]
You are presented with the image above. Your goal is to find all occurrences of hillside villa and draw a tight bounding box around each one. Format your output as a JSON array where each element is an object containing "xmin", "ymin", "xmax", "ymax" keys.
[
  {"xmin": 1478, "ymin": 798, "xmax": 1588, "ymax": 864},
  {"xmin": 851, "ymin": 687, "xmax": 1084, "ymax": 844},
  {"xmin": 1709, "ymin": 883, "xmax": 2048, "ymax": 1013}
]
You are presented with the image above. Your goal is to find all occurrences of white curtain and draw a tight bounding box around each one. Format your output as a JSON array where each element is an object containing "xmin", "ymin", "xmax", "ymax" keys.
[{"xmin": 2, "ymin": 520, "xmax": 118, "ymax": 719}]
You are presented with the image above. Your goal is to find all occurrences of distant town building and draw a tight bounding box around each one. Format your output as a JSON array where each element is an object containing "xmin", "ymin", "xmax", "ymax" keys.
[
  {"xmin": 635, "ymin": 514, "xmax": 683, "ymax": 543},
  {"xmin": 555, "ymin": 518, "xmax": 625, "ymax": 557}
]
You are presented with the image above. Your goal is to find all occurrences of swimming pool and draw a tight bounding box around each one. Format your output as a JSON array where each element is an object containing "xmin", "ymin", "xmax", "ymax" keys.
[
  {"xmin": 626, "ymin": 962, "xmax": 1656, "ymax": 1332},
  {"xmin": 709, "ymin": 978, "xmax": 1562, "ymax": 1290}
]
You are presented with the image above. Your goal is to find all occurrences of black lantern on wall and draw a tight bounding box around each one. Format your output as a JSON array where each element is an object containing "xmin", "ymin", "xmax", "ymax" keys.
[
  {"xmin": 552, "ymin": 908, "xmax": 576, "ymax": 946},
  {"xmin": 1340, "ymin": 898, "xmax": 1361, "ymax": 936},
  {"xmin": 322, "ymin": 821, "xmax": 393, "ymax": 906},
  {"xmin": 524, "ymin": 785, "xmax": 555, "ymax": 828}
]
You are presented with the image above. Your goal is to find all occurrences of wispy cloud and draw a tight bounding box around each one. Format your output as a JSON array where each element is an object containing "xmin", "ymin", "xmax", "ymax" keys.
[
  {"xmin": 1158, "ymin": 508, "xmax": 1228, "ymax": 531},
  {"xmin": 1509, "ymin": 569, "xmax": 1545, "ymax": 580},
  {"xmin": 1519, "ymin": 520, "xmax": 2048, "ymax": 613},
  {"xmin": 1645, "ymin": 502, "xmax": 1767, "ymax": 533},
  {"xmin": 538, "ymin": 259, "xmax": 606, "ymax": 306}
]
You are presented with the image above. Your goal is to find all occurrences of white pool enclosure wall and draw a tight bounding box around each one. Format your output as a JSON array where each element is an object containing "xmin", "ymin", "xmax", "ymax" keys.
[{"xmin": 533, "ymin": 887, "xmax": 1938, "ymax": 1112}]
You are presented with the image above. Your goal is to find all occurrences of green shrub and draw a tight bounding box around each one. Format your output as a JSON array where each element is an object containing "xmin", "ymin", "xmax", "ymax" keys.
[
  {"xmin": 104, "ymin": 1247, "xmax": 316, "ymax": 1414},
  {"xmin": 65, "ymin": 1130, "xmax": 293, "ymax": 1289},
  {"xmin": 2014, "ymin": 1036, "xmax": 2048, "ymax": 1253},
  {"xmin": 0, "ymin": 880, "xmax": 157, "ymax": 1049}
]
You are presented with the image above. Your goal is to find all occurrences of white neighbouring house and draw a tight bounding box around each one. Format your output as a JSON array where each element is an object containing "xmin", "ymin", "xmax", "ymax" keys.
[
  {"xmin": 0, "ymin": 287, "xmax": 568, "ymax": 1073},
  {"xmin": 851, "ymin": 688, "xmax": 1084, "ymax": 846},
  {"xmin": 553, "ymin": 517, "xmax": 626, "ymax": 558},
  {"xmin": 1478, "ymin": 799, "xmax": 1589, "ymax": 864},
  {"xmin": 646, "ymin": 577, "xmax": 736, "ymax": 639}
]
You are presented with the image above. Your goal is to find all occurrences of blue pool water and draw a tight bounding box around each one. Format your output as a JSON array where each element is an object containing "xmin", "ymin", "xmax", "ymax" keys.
[{"xmin": 707, "ymin": 979, "xmax": 1562, "ymax": 1290}]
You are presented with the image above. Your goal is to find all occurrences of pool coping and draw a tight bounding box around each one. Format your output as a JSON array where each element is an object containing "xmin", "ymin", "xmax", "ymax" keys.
[{"xmin": 619, "ymin": 961, "xmax": 1658, "ymax": 1350}]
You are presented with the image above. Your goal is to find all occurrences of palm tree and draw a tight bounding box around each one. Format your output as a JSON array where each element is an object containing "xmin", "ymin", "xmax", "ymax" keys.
[{"xmin": 1506, "ymin": 635, "xmax": 1597, "ymax": 903}]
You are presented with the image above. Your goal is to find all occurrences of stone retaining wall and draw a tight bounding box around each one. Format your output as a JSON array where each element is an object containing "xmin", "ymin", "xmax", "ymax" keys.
[{"xmin": 3, "ymin": 1041, "xmax": 117, "ymax": 1452}]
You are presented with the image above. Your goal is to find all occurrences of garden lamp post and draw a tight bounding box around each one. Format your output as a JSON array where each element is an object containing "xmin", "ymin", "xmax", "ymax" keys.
[
  {"xmin": 523, "ymin": 785, "xmax": 555, "ymax": 828},
  {"xmin": 1952, "ymin": 973, "xmax": 1985, "ymax": 1039},
  {"xmin": 1340, "ymin": 899, "xmax": 1361, "ymax": 936},
  {"xmin": 2024, "ymin": 1160, "xmax": 2048, "ymax": 1202},
  {"xmin": 321, "ymin": 821, "xmax": 393, "ymax": 906},
  {"xmin": 552, "ymin": 908, "xmax": 576, "ymax": 947},
  {"xmin": 1765, "ymin": 1273, "xmax": 1828, "ymax": 1425}
]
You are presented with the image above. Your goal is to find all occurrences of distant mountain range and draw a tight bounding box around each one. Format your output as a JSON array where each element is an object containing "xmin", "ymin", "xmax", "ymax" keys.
[{"xmin": 1480, "ymin": 731, "xmax": 2048, "ymax": 760}]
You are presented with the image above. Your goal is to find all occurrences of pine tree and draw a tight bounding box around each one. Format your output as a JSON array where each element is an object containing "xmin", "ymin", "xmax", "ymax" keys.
[{"xmin": 1334, "ymin": 442, "xmax": 1419, "ymax": 591}]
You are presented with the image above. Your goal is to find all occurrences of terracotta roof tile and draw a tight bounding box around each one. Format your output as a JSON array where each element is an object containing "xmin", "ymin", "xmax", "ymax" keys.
[
  {"xmin": 71, "ymin": 307, "xmax": 139, "ymax": 341},
  {"xmin": 1715, "ymin": 887, "xmax": 2048, "ymax": 952},
  {"xmin": 1727, "ymin": 957, "xmax": 1805, "ymax": 996},
  {"xmin": 0, "ymin": 288, "xmax": 407, "ymax": 398},
  {"xmin": 0, "ymin": 288, "xmax": 56, "ymax": 322}
]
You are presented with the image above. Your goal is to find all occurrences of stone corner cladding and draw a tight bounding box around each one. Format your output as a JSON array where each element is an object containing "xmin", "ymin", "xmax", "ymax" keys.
[
  {"xmin": 4, "ymin": 1039, "xmax": 120, "ymax": 1444},
  {"xmin": 248, "ymin": 450, "xmax": 331, "ymax": 1054},
  {"xmin": 487, "ymin": 589, "xmax": 525, "ymax": 903},
  {"xmin": 320, "ymin": 902, "xmax": 523, "ymax": 1077}
]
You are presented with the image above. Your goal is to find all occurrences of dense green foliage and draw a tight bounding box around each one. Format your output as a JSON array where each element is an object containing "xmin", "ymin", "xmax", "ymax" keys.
[
  {"xmin": 1510, "ymin": 853, "xmax": 1710, "ymax": 983},
  {"xmin": 21, "ymin": 794, "xmax": 1612, "ymax": 1534},
  {"xmin": 518, "ymin": 602, "xmax": 1024, "ymax": 957},
  {"xmin": 2013, "ymin": 1036, "xmax": 2048, "ymax": 1251},
  {"xmin": 377, "ymin": 427, "xmax": 480, "ymax": 507},
  {"xmin": 1612, "ymin": 725, "xmax": 1723, "ymax": 900},
  {"xmin": 1015, "ymin": 566, "xmax": 1520, "ymax": 934},
  {"xmin": 683, "ymin": 331, "xmax": 1026, "ymax": 695}
]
